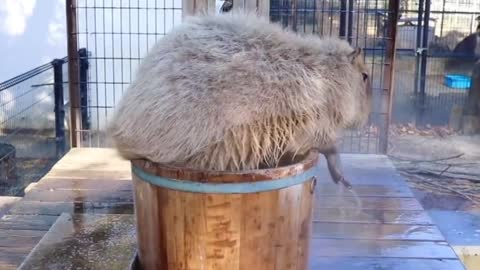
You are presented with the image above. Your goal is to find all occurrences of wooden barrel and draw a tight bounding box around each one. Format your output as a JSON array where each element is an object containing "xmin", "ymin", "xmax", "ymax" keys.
[{"xmin": 131, "ymin": 151, "xmax": 319, "ymax": 270}]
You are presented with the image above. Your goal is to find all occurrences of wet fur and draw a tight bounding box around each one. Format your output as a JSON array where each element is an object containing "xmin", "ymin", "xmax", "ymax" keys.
[{"xmin": 108, "ymin": 13, "xmax": 372, "ymax": 173}]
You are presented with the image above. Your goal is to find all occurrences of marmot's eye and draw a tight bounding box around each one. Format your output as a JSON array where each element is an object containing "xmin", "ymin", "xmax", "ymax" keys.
[{"xmin": 362, "ymin": 73, "xmax": 368, "ymax": 81}]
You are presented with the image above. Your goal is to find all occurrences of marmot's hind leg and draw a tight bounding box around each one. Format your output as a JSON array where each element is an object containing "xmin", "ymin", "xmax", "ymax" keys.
[{"xmin": 321, "ymin": 146, "xmax": 352, "ymax": 189}]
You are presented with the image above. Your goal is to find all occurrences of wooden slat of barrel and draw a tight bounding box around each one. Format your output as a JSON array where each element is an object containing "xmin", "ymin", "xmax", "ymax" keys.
[
  {"xmin": 132, "ymin": 152, "xmax": 318, "ymax": 270},
  {"xmin": 239, "ymin": 192, "xmax": 277, "ymax": 269}
]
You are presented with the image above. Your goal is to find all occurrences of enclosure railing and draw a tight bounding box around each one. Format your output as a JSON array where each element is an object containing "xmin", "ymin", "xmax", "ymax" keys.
[
  {"xmin": 0, "ymin": 51, "xmax": 85, "ymax": 196},
  {"xmin": 269, "ymin": 0, "xmax": 400, "ymax": 154},
  {"xmin": 66, "ymin": 0, "xmax": 398, "ymax": 154},
  {"xmin": 65, "ymin": 0, "xmax": 479, "ymax": 154},
  {"xmin": 391, "ymin": 0, "xmax": 480, "ymax": 128},
  {"xmin": 66, "ymin": 0, "xmax": 183, "ymax": 148}
]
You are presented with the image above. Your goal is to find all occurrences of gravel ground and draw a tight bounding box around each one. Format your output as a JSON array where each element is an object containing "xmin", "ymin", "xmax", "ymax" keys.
[{"xmin": 388, "ymin": 133, "xmax": 480, "ymax": 212}]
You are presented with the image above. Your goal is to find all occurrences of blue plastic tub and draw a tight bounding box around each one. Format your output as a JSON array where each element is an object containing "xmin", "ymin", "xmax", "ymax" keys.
[{"xmin": 444, "ymin": 74, "xmax": 471, "ymax": 89}]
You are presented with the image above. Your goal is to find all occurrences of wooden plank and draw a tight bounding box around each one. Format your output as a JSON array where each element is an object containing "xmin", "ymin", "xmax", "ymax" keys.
[
  {"xmin": 239, "ymin": 191, "xmax": 278, "ymax": 270},
  {"xmin": 183, "ymin": 191, "xmax": 208, "ymax": 269},
  {"xmin": 0, "ymin": 261, "xmax": 17, "ymax": 270},
  {"xmin": 32, "ymin": 178, "xmax": 132, "ymax": 192},
  {"xmin": 0, "ymin": 246, "xmax": 34, "ymax": 270},
  {"xmin": 314, "ymin": 197, "xmax": 423, "ymax": 210},
  {"xmin": 0, "ymin": 229, "xmax": 46, "ymax": 248},
  {"xmin": 0, "ymin": 215, "xmax": 58, "ymax": 231},
  {"xmin": 273, "ymin": 184, "xmax": 303, "ymax": 270},
  {"xmin": 43, "ymin": 169, "xmax": 131, "ymax": 180},
  {"xmin": 132, "ymin": 177, "xmax": 167, "ymax": 269},
  {"xmin": 310, "ymin": 239, "xmax": 458, "ymax": 259},
  {"xmin": 331, "ymin": 154, "xmax": 397, "ymax": 170},
  {"xmin": 48, "ymin": 164, "xmax": 130, "ymax": 174},
  {"xmin": 313, "ymin": 209, "xmax": 434, "ymax": 225},
  {"xmin": 317, "ymin": 167, "xmax": 410, "ymax": 186},
  {"xmin": 23, "ymin": 189, "xmax": 133, "ymax": 203},
  {"xmin": 317, "ymin": 154, "xmax": 410, "ymax": 187},
  {"xmin": 318, "ymin": 196, "xmax": 423, "ymax": 210},
  {"xmin": 204, "ymin": 193, "xmax": 242, "ymax": 270},
  {"xmin": 312, "ymin": 222, "xmax": 445, "ymax": 241},
  {"xmin": 296, "ymin": 181, "xmax": 315, "ymax": 270},
  {"xmin": 38, "ymin": 149, "xmax": 130, "ymax": 180},
  {"xmin": 50, "ymin": 148, "xmax": 129, "ymax": 170},
  {"xmin": 165, "ymin": 189, "xmax": 185, "ymax": 269},
  {"xmin": 9, "ymin": 201, "xmax": 134, "ymax": 216},
  {"xmin": 316, "ymin": 184, "xmax": 413, "ymax": 198},
  {"xmin": 309, "ymin": 257, "xmax": 466, "ymax": 270}
]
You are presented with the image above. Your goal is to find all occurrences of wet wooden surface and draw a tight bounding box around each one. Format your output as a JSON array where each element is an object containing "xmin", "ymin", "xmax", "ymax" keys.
[
  {"xmin": 17, "ymin": 213, "xmax": 137, "ymax": 270},
  {"xmin": 0, "ymin": 148, "xmax": 467, "ymax": 269},
  {"xmin": 0, "ymin": 148, "xmax": 134, "ymax": 269}
]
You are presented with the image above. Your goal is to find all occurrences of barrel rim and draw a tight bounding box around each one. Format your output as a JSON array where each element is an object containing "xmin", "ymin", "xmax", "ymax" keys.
[{"xmin": 131, "ymin": 150, "xmax": 319, "ymax": 183}]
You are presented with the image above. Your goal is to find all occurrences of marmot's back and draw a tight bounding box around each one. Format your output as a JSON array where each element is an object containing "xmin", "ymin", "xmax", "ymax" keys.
[{"xmin": 108, "ymin": 13, "xmax": 371, "ymax": 170}]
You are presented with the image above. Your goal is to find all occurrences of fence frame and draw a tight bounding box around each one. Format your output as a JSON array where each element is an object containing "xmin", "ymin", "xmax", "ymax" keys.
[
  {"xmin": 0, "ymin": 56, "xmax": 70, "ymax": 195},
  {"xmin": 65, "ymin": 0, "xmax": 400, "ymax": 154}
]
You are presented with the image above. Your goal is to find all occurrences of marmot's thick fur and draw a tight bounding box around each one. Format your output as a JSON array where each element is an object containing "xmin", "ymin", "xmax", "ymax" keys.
[{"xmin": 108, "ymin": 13, "xmax": 372, "ymax": 185}]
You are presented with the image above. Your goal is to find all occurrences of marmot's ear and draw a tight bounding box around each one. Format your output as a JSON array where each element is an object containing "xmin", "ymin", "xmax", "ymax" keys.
[{"xmin": 347, "ymin": 48, "xmax": 362, "ymax": 63}]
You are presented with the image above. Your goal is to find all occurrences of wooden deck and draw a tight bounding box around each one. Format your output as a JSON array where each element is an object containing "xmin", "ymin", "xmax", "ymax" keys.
[{"xmin": 0, "ymin": 148, "xmax": 467, "ymax": 269}]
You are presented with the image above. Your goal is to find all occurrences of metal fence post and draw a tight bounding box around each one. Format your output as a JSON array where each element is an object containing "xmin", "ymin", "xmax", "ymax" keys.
[
  {"xmin": 415, "ymin": 0, "xmax": 431, "ymax": 126},
  {"xmin": 340, "ymin": 0, "xmax": 347, "ymax": 39},
  {"xmin": 379, "ymin": 0, "xmax": 400, "ymax": 154},
  {"xmin": 340, "ymin": 0, "xmax": 354, "ymax": 43},
  {"xmin": 414, "ymin": 0, "xmax": 424, "ymax": 98},
  {"xmin": 78, "ymin": 48, "xmax": 90, "ymax": 137},
  {"xmin": 347, "ymin": 0, "xmax": 353, "ymax": 44},
  {"xmin": 66, "ymin": 0, "xmax": 82, "ymax": 147},
  {"xmin": 52, "ymin": 59, "xmax": 66, "ymax": 158}
]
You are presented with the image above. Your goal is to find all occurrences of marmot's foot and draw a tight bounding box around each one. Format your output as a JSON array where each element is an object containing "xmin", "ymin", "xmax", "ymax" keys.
[
  {"xmin": 321, "ymin": 146, "xmax": 353, "ymax": 189},
  {"xmin": 331, "ymin": 173, "xmax": 353, "ymax": 189}
]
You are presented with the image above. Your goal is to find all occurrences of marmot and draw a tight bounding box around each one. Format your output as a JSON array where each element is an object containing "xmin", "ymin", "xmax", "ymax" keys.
[{"xmin": 108, "ymin": 13, "xmax": 372, "ymax": 188}]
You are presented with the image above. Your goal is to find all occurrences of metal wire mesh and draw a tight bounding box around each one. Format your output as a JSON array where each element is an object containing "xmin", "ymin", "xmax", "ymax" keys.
[
  {"xmin": 0, "ymin": 59, "xmax": 70, "ymax": 195},
  {"xmin": 68, "ymin": 0, "xmax": 401, "ymax": 153},
  {"xmin": 392, "ymin": 0, "xmax": 480, "ymax": 127},
  {"xmin": 73, "ymin": 0, "xmax": 183, "ymax": 147},
  {"xmin": 270, "ymin": 0, "xmax": 398, "ymax": 153}
]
